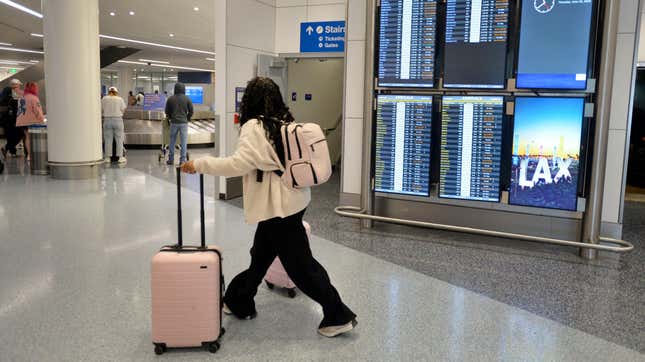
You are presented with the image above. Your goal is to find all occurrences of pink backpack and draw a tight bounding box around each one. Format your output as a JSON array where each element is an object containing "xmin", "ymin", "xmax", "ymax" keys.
[{"xmin": 278, "ymin": 123, "xmax": 332, "ymax": 188}]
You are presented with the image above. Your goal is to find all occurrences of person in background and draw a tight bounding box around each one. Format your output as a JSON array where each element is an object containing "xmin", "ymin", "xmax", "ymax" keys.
[
  {"xmin": 163, "ymin": 91, "xmax": 168, "ymax": 96},
  {"xmin": 164, "ymin": 82, "xmax": 193, "ymax": 165},
  {"xmin": 128, "ymin": 91, "xmax": 136, "ymax": 106},
  {"xmin": 154, "ymin": 90, "xmax": 159, "ymax": 95},
  {"xmin": 101, "ymin": 86, "xmax": 127, "ymax": 164},
  {"xmin": 1, "ymin": 79, "xmax": 24, "ymax": 158},
  {"xmin": 15, "ymin": 82, "xmax": 45, "ymax": 161},
  {"xmin": 181, "ymin": 77, "xmax": 357, "ymax": 338},
  {"xmin": 135, "ymin": 91, "xmax": 144, "ymax": 106}
]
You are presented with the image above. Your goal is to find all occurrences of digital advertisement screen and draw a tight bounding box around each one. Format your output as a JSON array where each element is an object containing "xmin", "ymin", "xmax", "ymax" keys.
[
  {"xmin": 374, "ymin": 95, "xmax": 433, "ymax": 196},
  {"xmin": 378, "ymin": 0, "xmax": 438, "ymax": 88},
  {"xmin": 440, "ymin": 96, "xmax": 504, "ymax": 202},
  {"xmin": 443, "ymin": 0, "xmax": 509, "ymax": 89},
  {"xmin": 185, "ymin": 86, "xmax": 204, "ymax": 104},
  {"xmin": 509, "ymin": 97, "xmax": 584, "ymax": 211},
  {"xmin": 516, "ymin": 0, "xmax": 594, "ymax": 89}
]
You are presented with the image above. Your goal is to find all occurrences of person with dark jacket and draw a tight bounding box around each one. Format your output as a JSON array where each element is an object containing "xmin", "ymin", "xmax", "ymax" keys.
[
  {"xmin": 1, "ymin": 79, "xmax": 23, "ymax": 158},
  {"xmin": 164, "ymin": 82, "xmax": 193, "ymax": 165}
]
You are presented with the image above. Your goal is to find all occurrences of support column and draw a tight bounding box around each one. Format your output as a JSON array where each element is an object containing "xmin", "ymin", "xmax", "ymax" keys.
[
  {"xmin": 43, "ymin": 0, "xmax": 103, "ymax": 179},
  {"xmin": 580, "ymin": 0, "xmax": 620, "ymax": 259},
  {"xmin": 117, "ymin": 67, "xmax": 134, "ymax": 100}
]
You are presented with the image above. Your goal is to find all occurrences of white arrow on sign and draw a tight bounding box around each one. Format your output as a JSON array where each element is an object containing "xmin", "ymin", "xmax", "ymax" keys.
[{"xmin": 306, "ymin": 26, "xmax": 314, "ymax": 35}]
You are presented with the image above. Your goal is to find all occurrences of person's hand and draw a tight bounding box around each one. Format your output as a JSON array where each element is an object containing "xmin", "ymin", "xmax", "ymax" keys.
[{"xmin": 181, "ymin": 160, "xmax": 197, "ymax": 174}]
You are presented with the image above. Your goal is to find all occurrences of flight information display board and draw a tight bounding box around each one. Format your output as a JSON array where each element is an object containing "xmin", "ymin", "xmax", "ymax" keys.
[
  {"xmin": 510, "ymin": 97, "xmax": 584, "ymax": 211},
  {"xmin": 374, "ymin": 95, "xmax": 433, "ymax": 196},
  {"xmin": 378, "ymin": 0, "xmax": 438, "ymax": 88},
  {"xmin": 516, "ymin": 0, "xmax": 594, "ymax": 89},
  {"xmin": 440, "ymin": 96, "xmax": 504, "ymax": 201},
  {"xmin": 444, "ymin": 0, "xmax": 509, "ymax": 89}
]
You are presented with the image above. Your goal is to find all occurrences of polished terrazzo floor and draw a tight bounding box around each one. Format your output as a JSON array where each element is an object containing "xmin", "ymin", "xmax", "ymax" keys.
[{"xmin": 0, "ymin": 151, "xmax": 643, "ymax": 360}]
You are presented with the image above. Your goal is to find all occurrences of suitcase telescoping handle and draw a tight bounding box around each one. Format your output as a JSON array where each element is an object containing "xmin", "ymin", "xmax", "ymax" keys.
[{"xmin": 176, "ymin": 167, "xmax": 206, "ymax": 248}]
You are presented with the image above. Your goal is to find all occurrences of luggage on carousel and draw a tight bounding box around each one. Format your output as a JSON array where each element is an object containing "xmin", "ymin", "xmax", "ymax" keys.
[
  {"xmin": 151, "ymin": 169, "xmax": 224, "ymax": 355},
  {"xmin": 264, "ymin": 221, "xmax": 310, "ymax": 298}
]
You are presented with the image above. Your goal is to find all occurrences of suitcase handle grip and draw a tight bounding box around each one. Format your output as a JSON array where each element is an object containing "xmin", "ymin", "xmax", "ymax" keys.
[{"xmin": 176, "ymin": 167, "xmax": 206, "ymax": 249}]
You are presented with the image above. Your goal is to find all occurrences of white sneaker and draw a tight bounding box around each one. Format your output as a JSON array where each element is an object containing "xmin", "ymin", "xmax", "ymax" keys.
[
  {"xmin": 317, "ymin": 320, "xmax": 356, "ymax": 338},
  {"xmin": 103, "ymin": 157, "xmax": 111, "ymax": 164},
  {"xmin": 117, "ymin": 157, "xmax": 127, "ymax": 164},
  {"xmin": 223, "ymin": 303, "xmax": 232, "ymax": 315}
]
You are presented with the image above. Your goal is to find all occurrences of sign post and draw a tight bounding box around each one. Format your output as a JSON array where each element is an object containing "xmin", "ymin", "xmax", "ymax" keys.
[{"xmin": 300, "ymin": 21, "xmax": 346, "ymax": 53}]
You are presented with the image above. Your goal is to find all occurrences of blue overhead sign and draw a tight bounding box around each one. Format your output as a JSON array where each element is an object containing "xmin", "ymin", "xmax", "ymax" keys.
[{"xmin": 300, "ymin": 21, "xmax": 345, "ymax": 53}]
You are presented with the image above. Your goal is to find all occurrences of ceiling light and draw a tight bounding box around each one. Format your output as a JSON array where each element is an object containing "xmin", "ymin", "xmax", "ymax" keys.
[
  {"xmin": 129, "ymin": 11, "xmax": 135, "ymax": 15},
  {"xmin": 0, "ymin": 59, "xmax": 34, "ymax": 65},
  {"xmin": 117, "ymin": 60, "xmax": 147, "ymax": 65},
  {"xmin": 150, "ymin": 63, "xmax": 214, "ymax": 72},
  {"xmin": 0, "ymin": 46, "xmax": 43, "ymax": 54},
  {"xmin": 30, "ymin": 33, "xmax": 43, "ymax": 38},
  {"xmin": 138, "ymin": 59, "xmax": 170, "ymax": 64},
  {"xmin": 169, "ymin": 33, "xmax": 174, "ymax": 37},
  {"xmin": 99, "ymin": 34, "xmax": 215, "ymax": 55},
  {"xmin": 0, "ymin": 42, "xmax": 12, "ymax": 46},
  {"xmin": 193, "ymin": 6, "xmax": 199, "ymax": 11},
  {"xmin": 29, "ymin": 60, "xmax": 39, "ymax": 63},
  {"xmin": 206, "ymin": 57, "xmax": 215, "ymax": 61},
  {"xmin": 109, "ymin": 11, "xmax": 115, "ymax": 16},
  {"xmin": 0, "ymin": 0, "xmax": 43, "ymax": 18}
]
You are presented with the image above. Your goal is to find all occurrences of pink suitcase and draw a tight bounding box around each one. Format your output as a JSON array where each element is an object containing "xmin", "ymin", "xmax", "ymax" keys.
[
  {"xmin": 264, "ymin": 221, "xmax": 310, "ymax": 298},
  {"xmin": 151, "ymin": 171, "xmax": 224, "ymax": 355}
]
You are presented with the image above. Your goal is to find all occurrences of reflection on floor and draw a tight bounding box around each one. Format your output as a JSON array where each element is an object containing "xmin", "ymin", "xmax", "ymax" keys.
[{"xmin": 0, "ymin": 149, "xmax": 643, "ymax": 360}]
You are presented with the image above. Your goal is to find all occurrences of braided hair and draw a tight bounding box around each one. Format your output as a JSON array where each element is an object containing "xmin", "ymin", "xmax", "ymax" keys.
[{"xmin": 239, "ymin": 77, "xmax": 294, "ymax": 164}]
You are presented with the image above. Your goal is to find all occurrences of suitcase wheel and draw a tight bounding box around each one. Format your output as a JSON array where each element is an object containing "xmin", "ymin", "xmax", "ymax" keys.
[
  {"xmin": 265, "ymin": 280, "xmax": 274, "ymax": 290},
  {"xmin": 154, "ymin": 343, "xmax": 166, "ymax": 355},
  {"xmin": 287, "ymin": 288, "xmax": 296, "ymax": 298},
  {"xmin": 208, "ymin": 341, "xmax": 220, "ymax": 353}
]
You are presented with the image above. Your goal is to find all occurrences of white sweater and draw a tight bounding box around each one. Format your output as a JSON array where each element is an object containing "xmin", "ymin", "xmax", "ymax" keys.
[
  {"xmin": 101, "ymin": 95, "xmax": 126, "ymax": 118},
  {"xmin": 193, "ymin": 119, "xmax": 311, "ymax": 223}
]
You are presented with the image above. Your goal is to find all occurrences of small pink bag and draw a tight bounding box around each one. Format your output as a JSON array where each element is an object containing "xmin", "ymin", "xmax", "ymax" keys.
[{"xmin": 264, "ymin": 221, "xmax": 311, "ymax": 298}]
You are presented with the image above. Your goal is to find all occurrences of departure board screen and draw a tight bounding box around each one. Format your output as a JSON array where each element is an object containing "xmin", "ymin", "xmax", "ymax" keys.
[
  {"xmin": 378, "ymin": 0, "xmax": 438, "ymax": 88},
  {"xmin": 510, "ymin": 97, "xmax": 584, "ymax": 211},
  {"xmin": 516, "ymin": 0, "xmax": 594, "ymax": 89},
  {"xmin": 444, "ymin": 0, "xmax": 509, "ymax": 89},
  {"xmin": 374, "ymin": 95, "xmax": 433, "ymax": 196},
  {"xmin": 440, "ymin": 96, "xmax": 504, "ymax": 202}
]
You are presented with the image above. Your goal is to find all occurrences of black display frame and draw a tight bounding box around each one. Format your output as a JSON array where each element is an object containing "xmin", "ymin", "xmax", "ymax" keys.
[
  {"xmin": 374, "ymin": 0, "xmax": 441, "ymax": 89},
  {"xmin": 436, "ymin": 95, "xmax": 507, "ymax": 203},
  {"xmin": 441, "ymin": 0, "xmax": 512, "ymax": 90},
  {"xmin": 513, "ymin": 0, "xmax": 601, "ymax": 92},
  {"xmin": 371, "ymin": 93, "xmax": 435, "ymax": 198},
  {"xmin": 507, "ymin": 96, "xmax": 589, "ymax": 211}
]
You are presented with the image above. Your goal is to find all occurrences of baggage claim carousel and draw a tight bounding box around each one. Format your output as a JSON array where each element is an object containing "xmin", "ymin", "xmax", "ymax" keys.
[{"xmin": 123, "ymin": 109, "xmax": 217, "ymax": 147}]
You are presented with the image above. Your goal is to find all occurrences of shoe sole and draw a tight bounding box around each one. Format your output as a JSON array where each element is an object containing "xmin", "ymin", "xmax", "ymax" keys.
[
  {"xmin": 318, "ymin": 321, "xmax": 355, "ymax": 338},
  {"xmin": 223, "ymin": 304, "xmax": 256, "ymax": 320}
]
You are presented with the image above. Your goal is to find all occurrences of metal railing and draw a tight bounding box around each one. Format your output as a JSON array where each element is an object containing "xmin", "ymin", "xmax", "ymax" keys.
[{"xmin": 334, "ymin": 206, "xmax": 634, "ymax": 253}]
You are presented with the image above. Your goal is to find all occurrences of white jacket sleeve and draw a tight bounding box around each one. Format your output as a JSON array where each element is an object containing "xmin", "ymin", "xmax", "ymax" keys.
[{"xmin": 192, "ymin": 121, "xmax": 278, "ymax": 177}]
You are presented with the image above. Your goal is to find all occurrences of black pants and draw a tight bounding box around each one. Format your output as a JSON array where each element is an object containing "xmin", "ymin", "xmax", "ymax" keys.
[
  {"xmin": 223, "ymin": 209, "xmax": 356, "ymax": 328},
  {"xmin": 4, "ymin": 121, "xmax": 24, "ymax": 155}
]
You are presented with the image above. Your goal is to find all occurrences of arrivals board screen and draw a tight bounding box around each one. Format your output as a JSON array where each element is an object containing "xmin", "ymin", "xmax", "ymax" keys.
[
  {"xmin": 444, "ymin": 0, "xmax": 509, "ymax": 89},
  {"xmin": 440, "ymin": 96, "xmax": 504, "ymax": 201},
  {"xmin": 374, "ymin": 95, "xmax": 433, "ymax": 196},
  {"xmin": 377, "ymin": 0, "xmax": 438, "ymax": 88},
  {"xmin": 516, "ymin": 0, "xmax": 594, "ymax": 89},
  {"xmin": 510, "ymin": 97, "xmax": 584, "ymax": 211}
]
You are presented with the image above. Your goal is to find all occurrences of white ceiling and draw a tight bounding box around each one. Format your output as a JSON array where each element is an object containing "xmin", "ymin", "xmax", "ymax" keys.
[{"xmin": 0, "ymin": 0, "xmax": 215, "ymax": 71}]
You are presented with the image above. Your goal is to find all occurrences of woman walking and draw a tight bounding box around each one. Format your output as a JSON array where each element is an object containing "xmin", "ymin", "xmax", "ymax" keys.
[{"xmin": 181, "ymin": 77, "xmax": 357, "ymax": 337}]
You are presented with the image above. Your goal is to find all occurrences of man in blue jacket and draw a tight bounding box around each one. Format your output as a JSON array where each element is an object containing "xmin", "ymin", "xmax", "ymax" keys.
[{"xmin": 164, "ymin": 82, "xmax": 193, "ymax": 165}]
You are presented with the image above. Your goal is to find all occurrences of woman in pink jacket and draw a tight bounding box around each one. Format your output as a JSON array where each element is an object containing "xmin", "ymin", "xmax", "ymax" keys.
[{"xmin": 16, "ymin": 82, "xmax": 45, "ymax": 161}]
